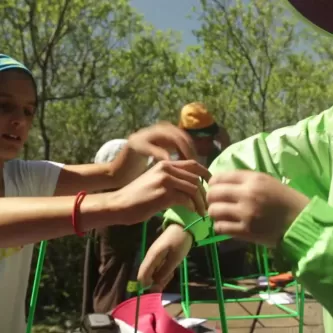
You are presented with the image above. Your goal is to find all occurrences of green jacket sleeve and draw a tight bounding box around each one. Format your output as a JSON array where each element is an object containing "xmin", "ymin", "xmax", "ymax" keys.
[{"xmin": 280, "ymin": 196, "xmax": 333, "ymax": 316}]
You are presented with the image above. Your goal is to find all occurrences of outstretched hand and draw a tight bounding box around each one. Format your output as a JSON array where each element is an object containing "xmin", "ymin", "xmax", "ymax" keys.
[{"xmin": 127, "ymin": 122, "xmax": 198, "ymax": 161}]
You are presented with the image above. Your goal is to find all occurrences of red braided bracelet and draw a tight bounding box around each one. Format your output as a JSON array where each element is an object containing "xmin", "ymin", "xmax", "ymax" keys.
[{"xmin": 72, "ymin": 191, "xmax": 87, "ymax": 237}]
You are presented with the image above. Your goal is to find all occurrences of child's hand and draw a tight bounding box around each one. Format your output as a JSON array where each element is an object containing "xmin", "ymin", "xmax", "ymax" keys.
[
  {"xmin": 208, "ymin": 170, "xmax": 309, "ymax": 247},
  {"xmin": 137, "ymin": 224, "xmax": 192, "ymax": 291}
]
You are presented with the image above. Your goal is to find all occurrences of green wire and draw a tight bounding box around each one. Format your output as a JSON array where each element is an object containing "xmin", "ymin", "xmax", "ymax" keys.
[
  {"xmin": 134, "ymin": 221, "xmax": 148, "ymax": 333},
  {"xmin": 183, "ymin": 177, "xmax": 210, "ymax": 232},
  {"xmin": 26, "ymin": 241, "xmax": 48, "ymax": 333}
]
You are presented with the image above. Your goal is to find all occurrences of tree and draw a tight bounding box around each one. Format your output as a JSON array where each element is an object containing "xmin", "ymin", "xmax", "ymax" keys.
[
  {"xmin": 1, "ymin": 0, "xmax": 132, "ymax": 159},
  {"xmin": 187, "ymin": 0, "xmax": 329, "ymax": 140}
]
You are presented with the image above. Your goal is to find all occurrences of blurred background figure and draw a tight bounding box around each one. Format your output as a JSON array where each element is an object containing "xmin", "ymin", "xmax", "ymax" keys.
[
  {"xmin": 81, "ymin": 139, "xmax": 163, "ymax": 316},
  {"xmin": 178, "ymin": 102, "xmax": 231, "ymax": 167},
  {"xmin": 178, "ymin": 102, "xmax": 248, "ymax": 279}
]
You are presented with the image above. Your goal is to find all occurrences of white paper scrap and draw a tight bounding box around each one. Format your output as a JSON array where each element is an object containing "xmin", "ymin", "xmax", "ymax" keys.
[
  {"xmin": 161, "ymin": 293, "xmax": 181, "ymax": 306},
  {"xmin": 259, "ymin": 292, "xmax": 295, "ymax": 305}
]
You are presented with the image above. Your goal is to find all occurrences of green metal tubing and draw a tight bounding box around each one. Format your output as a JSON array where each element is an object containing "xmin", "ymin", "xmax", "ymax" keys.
[
  {"xmin": 26, "ymin": 241, "xmax": 48, "ymax": 333},
  {"xmin": 179, "ymin": 239, "xmax": 305, "ymax": 330},
  {"xmin": 208, "ymin": 227, "xmax": 228, "ymax": 333}
]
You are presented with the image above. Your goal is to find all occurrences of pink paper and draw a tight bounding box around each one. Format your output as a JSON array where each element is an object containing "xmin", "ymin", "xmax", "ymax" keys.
[{"xmin": 111, "ymin": 293, "xmax": 194, "ymax": 333}]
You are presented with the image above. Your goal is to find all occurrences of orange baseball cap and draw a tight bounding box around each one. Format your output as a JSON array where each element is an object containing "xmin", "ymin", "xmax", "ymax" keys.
[{"xmin": 178, "ymin": 102, "xmax": 219, "ymax": 137}]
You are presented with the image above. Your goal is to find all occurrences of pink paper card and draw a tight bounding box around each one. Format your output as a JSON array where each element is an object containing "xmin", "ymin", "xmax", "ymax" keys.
[{"xmin": 111, "ymin": 293, "xmax": 194, "ymax": 333}]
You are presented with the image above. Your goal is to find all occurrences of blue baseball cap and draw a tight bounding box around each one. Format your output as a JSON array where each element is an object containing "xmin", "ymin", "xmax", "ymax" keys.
[{"xmin": 0, "ymin": 54, "xmax": 33, "ymax": 76}]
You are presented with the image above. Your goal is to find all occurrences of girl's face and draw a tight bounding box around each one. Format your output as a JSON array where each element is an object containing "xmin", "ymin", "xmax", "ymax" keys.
[{"xmin": 0, "ymin": 70, "xmax": 37, "ymax": 161}]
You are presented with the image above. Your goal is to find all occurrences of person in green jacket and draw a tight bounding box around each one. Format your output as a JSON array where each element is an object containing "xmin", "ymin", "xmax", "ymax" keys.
[{"xmin": 137, "ymin": 1, "xmax": 333, "ymax": 332}]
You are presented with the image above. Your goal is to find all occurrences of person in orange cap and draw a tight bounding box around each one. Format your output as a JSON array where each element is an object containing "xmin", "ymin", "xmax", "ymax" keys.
[
  {"xmin": 178, "ymin": 102, "xmax": 231, "ymax": 168},
  {"xmin": 178, "ymin": 102, "xmax": 247, "ymax": 279}
]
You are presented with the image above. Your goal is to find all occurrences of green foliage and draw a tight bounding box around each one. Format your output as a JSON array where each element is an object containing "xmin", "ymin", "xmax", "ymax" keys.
[
  {"xmin": 27, "ymin": 237, "xmax": 85, "ymax": 326},
  {"xmin": 0, "ymin": 0, "xmax": 184, "ymax": 162},
  {"xmin": 185, "ymin": 0, "xmax": 333, "ymax": 139}
]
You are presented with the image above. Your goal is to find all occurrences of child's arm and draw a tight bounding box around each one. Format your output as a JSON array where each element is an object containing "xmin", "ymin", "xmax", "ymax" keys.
[
  {"xmin": 0, "ymin": 192, "xmax": 123, "ymax": 247},
  {"xmin": 53, "ymin": 123, "xmax": 207, "ymax": 195},
  {"xmin": 0, "ymin": 160, "xmax": 206, "ymax": 247}
]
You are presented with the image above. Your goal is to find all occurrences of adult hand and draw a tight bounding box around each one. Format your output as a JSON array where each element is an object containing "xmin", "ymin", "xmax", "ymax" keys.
[
  {"xmin": 116, "ymin": 159, "xmax": 210, "ymax": 224},
  {"xmin": 207, "ymin": 170, "xmax": 310, "ymax": 247}
]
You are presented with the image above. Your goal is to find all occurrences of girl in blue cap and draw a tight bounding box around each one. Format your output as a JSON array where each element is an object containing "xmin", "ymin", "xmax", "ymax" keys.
[{"xmin": 0, "ymin": 54, "xmax": 208, "ymax": 332}]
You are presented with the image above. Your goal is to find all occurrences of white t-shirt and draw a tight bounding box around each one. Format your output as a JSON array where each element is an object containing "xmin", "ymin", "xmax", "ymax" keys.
[{"xmin": 0, "ymin": 159, "xmax": 64, "ymax": 333}]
